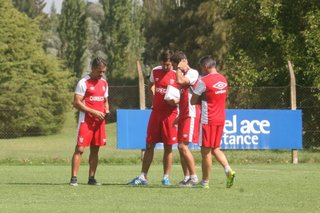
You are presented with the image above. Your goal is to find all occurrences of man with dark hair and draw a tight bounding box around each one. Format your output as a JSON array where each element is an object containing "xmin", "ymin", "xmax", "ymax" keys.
[
  {"xmin": 70, "ymin": 57, "xmax": 109, "ymax": 186},
  {"xmin": 191, "ymin": 55, "xmax": 235, "ymax": 189},
  {"xmin": 171, "ymin": 51, "xmax": 200, "ymax": 187},
  {"xmin": 128, "ymin": 50, "xmax": 179, "ymax": 186}
]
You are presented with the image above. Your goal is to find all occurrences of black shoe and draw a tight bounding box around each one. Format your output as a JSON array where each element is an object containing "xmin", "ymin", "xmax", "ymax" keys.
[
  {"xmin": 88, "ymin": 178, "xmax": 102, "ymax": 186},
  {"xmin": 70, "ymin": 176, "xmax": 78, "ymax": 186}
]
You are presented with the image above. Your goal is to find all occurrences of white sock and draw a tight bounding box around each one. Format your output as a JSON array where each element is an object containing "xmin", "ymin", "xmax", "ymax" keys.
[
  {"xmin": 190, "ymin": 175, "xmax": 198, "ymax": 181},
  {"xmin": 202, "ymin": 180, "xmax": 209, "ymax": 185},
  {"xmin": 139, "ymin": 173, "xmax": 147, "ymax": 180},
  {"xmin": 184, "ymin": 176, "xmax": 190, "ymax": 182},
  {"xmin": 224, "ymin": 165, "xmax": 231, "ymax": 175},
  {"xmin": 163, "ymin": 174, "xmax": 169, "ymax": 180}
]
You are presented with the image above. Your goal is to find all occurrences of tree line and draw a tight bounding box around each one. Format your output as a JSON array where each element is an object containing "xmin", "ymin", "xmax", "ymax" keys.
[{"xmin": 1, "ymin": 0, "xmax": 319, "ymax": 138}]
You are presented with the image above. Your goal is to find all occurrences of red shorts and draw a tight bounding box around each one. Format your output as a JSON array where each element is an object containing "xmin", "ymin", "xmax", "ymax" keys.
[
  {"xmin": 76, "ymin": 115, "xmax": 107, "ymax": 147},
  {"xmin": 178, "ymin": 117, "xmax": 200, "ymax": 144},
  {"xmin": 146, "ymin": 110, "xmax": 178, "ymax": 145},
  {"xmin": 199, "ymin": 124, "xmax": 224, "ymax": 148}
]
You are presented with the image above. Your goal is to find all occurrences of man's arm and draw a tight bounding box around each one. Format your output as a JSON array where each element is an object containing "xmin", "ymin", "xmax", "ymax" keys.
[
  {"xmin": 176, "ymin": 68, "xmax": 190, "ymax": 86},
  {"xmin": 148, "ymin": 81, "xmax": 155, "ymax": 105},
  {"xmin": 73, "ymin": 94, "xmax": 105, "ymax": 120},
  {"xmin": 191, "ymin": 93, "xmax": 201, "ymax": 105},
  {"xmin": 104, "ymin": 98, "xmax": 110, "ymax": 114},
  {"xmin": 176, "ymin": 59, "xmax": 190, "ymax": 86}
]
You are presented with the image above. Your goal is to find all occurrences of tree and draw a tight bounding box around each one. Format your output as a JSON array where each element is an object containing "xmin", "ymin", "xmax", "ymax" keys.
[
  {"xmin": 85, "ymin": 2, "xmax": 106, "ymax": 64},
  {"xmin": 43, "ymin": 3, "xmax": 61, "ymax": 56},
  {"xmin": 100, "ymin": 0, "xmax": 145, "ymax": 79},
  {"xmin": 0, "ymin": 0, "xmax": 73, "ymax": 138},
  {"xmin": 59, "ymin": 0, "xmax": 88, "ymax": 78},
  {"xmin": 12, "ymin": 0, "xmax": 46, "ymax": 18}
]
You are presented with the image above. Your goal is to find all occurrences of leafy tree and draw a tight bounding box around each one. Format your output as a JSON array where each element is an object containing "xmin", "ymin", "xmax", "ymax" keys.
[
  {"xmin": 0, "ymin": 0, "xmax": 73, "ymax": 138},
  {"xmin": 12, "ymin": 0, "xmax": 46, "ymax": 18},
  {"xmin": 100, "ymin": 0, "xmax": 145, "ymax": 79},
  {"xmin": 59, "ymin": 0, "xmax": 88, "ymax": 78},
  {"xmin": 85, "ymin": 2, "xmax": 106, "ymax": 64},
  {"xmin": 43, "ymin": 3, "xmax": 61, "ymax": 56}
]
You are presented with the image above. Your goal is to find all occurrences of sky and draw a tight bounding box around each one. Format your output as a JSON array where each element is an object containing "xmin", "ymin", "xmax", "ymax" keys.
[{"xmin": 43, "ymin": 0, "xmax": 98, "ymax": 14}]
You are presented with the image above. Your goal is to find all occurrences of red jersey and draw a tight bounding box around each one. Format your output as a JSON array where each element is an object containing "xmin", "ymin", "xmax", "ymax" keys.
[
  {"xmin": 193, "ymin": 73, "xmax": 228, "ymax": 125},
  {"xmin": 150, "ymin": 66, "xmax": 178, "ymax": 113},
  {"xmin": 75, "ymin": 75, "xmax": 108, "ymax": 122},
  {"xmin": 179, "ymin": 68, "xmax": 200, "ymax": 118}
]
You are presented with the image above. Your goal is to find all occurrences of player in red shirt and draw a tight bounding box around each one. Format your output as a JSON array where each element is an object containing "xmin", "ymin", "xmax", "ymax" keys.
[
  {"xmin": 191, "ymin": 55, "xmax": 235, "ymax": 189},
  {"xmin": 170, "ymin": 51, "xmax": 200, "ymax": 187},
  {"xmin": 128, "ymin": 50, "xmax": 179, "ymax": 186},
  {"xmin": 70, "ymin": 57, "xmax": 109, "ymax": 186}
]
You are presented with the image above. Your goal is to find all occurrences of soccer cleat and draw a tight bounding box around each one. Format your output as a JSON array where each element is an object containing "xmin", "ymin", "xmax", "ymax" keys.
[
  {"xmin": 128, "ymin": 177, "xmax": 148, "ymax": 186},
  {"xmin": 192, "ymin": 181, "xmax": 209, "ymax": 189},
  {"xmin": 178, "ymin": 177, "xmax": 199, "ymax": 187},
  {"xmin": 69, "ymin": 177, "xmax": 78, "ymax": 186},
  {"xmin": 226, "ymin": 169, "xmax": 236, "ymax": 188},
  {"xmin": 178, "ymin": 178, "xmax": 191, "ymax": 187},
  {"xmin": 88, "ymin": 178, "xmax": 102, "ymax": 186},
  {"xmin": 161, "ymin": 177, "xmax": 172, "ymax": 186}
]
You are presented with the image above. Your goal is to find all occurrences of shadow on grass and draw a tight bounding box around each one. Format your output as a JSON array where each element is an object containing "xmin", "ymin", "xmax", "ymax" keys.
[{"xmin": 5, "ymin": 182, "xmax": 199, "ymax": 189}]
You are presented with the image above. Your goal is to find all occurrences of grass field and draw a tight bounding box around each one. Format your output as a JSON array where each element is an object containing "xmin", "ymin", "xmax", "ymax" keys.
[
  {"xmin": 0, "ymin": 164, "xmax": 319, "ymax": 212},
  {"xmin": 1, "ymin": 111, "xmax": 320, "ymax": 212}
]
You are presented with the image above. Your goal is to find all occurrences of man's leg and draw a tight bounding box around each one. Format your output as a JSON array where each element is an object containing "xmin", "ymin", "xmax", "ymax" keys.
[
  {"xmin": 89, "ymin": 145, "xmax": 100, "ymax": 177},
  {"xmin": 71, "ymin": 145, "xmax": 85, "ymax": 177},
  {"xmin": 212, "ymin": 147, "xmax": 236, "ymax": 188},
  {"xmin": 179, "ymin": 142, "xmax": 196, "ymax": 176},
  {"xmin": 163, "ymin": 144, "xmax": 173, "ymax": 176},
  {"xmin": 178, "ymin": 142, "xmax": 190, "ymax": 178},
  {"xmin": 141, "ymin": 143, "xmax": 156, "ymax": 174},
  {"xmin": 70, "ymin": 146, "xmax": 85, "ymax": 186},
  {"xmin": 201, "ymin": 147, "xmax": 212, "ymax": 181}
]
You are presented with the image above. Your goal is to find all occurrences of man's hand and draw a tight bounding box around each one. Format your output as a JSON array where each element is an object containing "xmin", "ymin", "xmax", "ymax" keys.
[
  {"xmin": 92, "ymin": 110, "xmax": 106, "ymax": 121},
  {"xmin": 177, "ymin": 59, "xmax": 189, "ymax": 73},
  {"xmin": 166, "ymin": 98, "xmax": 179, "ymax": 107}
]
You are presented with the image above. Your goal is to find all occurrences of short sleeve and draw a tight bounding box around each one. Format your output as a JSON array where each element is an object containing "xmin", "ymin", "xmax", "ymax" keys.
[
  {"xmin": 193, "ymin": 79, "xmax": 206, "ymax": 95},
  {"xmin": 149, "ymin": 70, "xmax": 154, "ymax": 83},
  {"xmin": 75, "ymin": 79, "xmax": 86, "ymax": 96},
  {"xmin": 185, "ymin": 69, "xmax": 199, "ymax": 86},
  {"xmin": 104, "ymin": 83, "xmax": 109, "ymax": 98}
]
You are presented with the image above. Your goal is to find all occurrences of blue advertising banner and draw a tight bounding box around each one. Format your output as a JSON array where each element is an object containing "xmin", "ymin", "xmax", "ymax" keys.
[{"xmin": 117, "ymin": 109, "xmax": 302, "ymax": 150}]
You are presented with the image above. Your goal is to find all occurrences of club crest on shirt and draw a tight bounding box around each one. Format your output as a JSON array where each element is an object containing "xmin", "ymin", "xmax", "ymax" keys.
[
  {"xmin": 102, "ymin": 86, "xmax": 106, "ymax": 91},
  {"xmin": 170, "ymin": 79, "xmax": 175, "ymax": 85},
  {"xmin": 90, "ymin": 86, "xmax": 95, "ymax": 90},
  {"xmin": 213, "ymin": 81, "xmax": 227, "ymax": 90},
  {"xmin": 79, "ymin": 137, "xmax": 84, "ymax": 143}
]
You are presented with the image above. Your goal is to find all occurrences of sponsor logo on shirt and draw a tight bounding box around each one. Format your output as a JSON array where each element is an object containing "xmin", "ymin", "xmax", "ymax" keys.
[
  {"xmin": 213, "ymin": 81, "xmax": 227, "ymax": 94},
  {"xmin": 155, "ymin": 87, "xmax": 167, "ymax": 94},
  {"xmin": 213, "ymin": 81, "xmax": 227, "ymax": 90},
  {"xmin": 89, "ymin": 96, "xmax": 105, "ymax": 101}
]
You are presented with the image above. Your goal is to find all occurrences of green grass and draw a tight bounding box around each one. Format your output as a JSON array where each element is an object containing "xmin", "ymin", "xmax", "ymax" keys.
[
  {"xmin": 0, "ymin": 164, "xmax": 319, "ymax": 212},
  {"xmin": 1, "ymin": 111, "xmax": 320, "ymax": 212}
]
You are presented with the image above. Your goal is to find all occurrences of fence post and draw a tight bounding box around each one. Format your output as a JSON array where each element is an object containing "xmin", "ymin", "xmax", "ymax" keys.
[
  {"xmin": 288, "ymin": 60, "xmax": 298, "ymax": 164},
  {"xmin": 137, "ymin": 61, "xmax": 146, "ymax": 161}
]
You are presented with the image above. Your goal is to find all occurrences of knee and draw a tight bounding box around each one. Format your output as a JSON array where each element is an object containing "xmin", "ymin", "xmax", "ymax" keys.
[
  {"xmin": 145, "ymin": 143, "xmax": 155, "ymax": 151},
  {"xmin": 178, "ymin": 143, "xmax": 187, "ymax": 153},
  {"xmin": 74, "ymin": 146, "xmax": 84, "ymax": 155}
]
